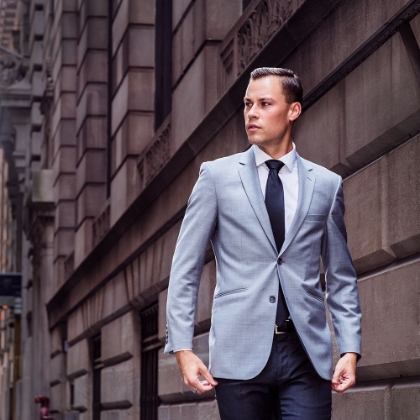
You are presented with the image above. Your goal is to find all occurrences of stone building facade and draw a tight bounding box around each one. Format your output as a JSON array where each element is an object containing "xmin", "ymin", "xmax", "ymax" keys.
[{"xmin": 0, "ymin": 0, "xmax": 420, "ymax": 419}]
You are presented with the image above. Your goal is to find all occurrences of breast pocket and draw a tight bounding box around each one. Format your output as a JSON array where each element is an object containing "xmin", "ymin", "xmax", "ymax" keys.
[{"xmin": 305, "ymin": 214, "xmax": 326, "ymax": 222}]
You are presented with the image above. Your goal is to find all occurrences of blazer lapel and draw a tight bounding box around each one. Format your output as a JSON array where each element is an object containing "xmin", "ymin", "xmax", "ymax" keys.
[
  {"xmin": 280, "ymin": 155, "xmax": 315, "ymax": 255},
  {"xmin": 238, "ymin": 148, "xmax": 277, "ymax": 252}
]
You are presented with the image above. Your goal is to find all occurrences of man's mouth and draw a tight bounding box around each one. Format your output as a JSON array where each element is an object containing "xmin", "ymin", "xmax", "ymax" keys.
[{"xmin": 247, "ymin": 124, "xmax": 261, "ymax": 131}]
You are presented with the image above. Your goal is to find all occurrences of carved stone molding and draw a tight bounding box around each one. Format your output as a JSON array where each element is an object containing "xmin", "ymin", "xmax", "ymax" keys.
[
  {"xmin": 137, "ymin": 116, "xmax": 171, "ymax": 189},
  {"xmin": 220, "ymin": 0, "xmax": 304, "ymax": 89}
]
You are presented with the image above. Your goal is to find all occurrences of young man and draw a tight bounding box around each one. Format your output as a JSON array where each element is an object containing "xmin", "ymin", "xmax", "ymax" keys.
[{"xmin": 165, "ymin": 67, "xmax": 362, "ymax": 419}]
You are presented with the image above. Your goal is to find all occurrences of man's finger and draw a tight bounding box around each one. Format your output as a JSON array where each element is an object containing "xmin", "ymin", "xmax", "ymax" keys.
[{"xmin": 200, "ymin": 366, "xmax": 218, "ymax": 387}]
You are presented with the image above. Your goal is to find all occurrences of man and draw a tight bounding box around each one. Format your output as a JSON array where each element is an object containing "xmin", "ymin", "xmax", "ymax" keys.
[{"xmin": 165, "ymin": 67, "xmax": 361, "ymax": 419}]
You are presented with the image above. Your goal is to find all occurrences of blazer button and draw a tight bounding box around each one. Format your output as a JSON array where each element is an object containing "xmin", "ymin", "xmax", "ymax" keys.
[
  {"xmin": 277, "ymin": 257, "xmax": 283, "ymax": 265},
  {"xmin": 269, "ymin": 296, "xmax": 276, "ymax": 303}
]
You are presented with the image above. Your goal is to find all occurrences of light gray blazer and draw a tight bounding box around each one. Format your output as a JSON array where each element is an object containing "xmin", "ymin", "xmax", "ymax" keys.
[{"xmin": 165, "ymin": 147, "xmax": 362, "ymax": 380}]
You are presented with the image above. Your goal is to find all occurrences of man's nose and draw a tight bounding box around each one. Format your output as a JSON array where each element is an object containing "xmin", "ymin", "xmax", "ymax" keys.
[{"xmin": 247, "ymin": 104, "xmax": 258, "ymax": 119}]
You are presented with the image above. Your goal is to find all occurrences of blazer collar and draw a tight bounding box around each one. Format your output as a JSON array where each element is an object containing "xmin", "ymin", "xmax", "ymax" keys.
[
  {"xmin": 280, "ymin": 155, "xmax": 315, "ymax": 255},
  {"xmin": 238, "ymin": 147, "xmax": 277, "ymax": 252},
  {"xmin": 238, "ymin": 148, "xmax": 316, "ymax": 256}
]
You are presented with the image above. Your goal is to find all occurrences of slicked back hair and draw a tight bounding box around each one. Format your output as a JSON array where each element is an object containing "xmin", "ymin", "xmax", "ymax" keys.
[{"xmin": 249, "ymin": 67, "xmax": 303, "ymax": 105}]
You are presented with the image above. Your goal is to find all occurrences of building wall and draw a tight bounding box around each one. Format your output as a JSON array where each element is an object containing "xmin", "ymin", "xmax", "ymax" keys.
[{"xmin": 1, "ymin": 0, "xmax": 420, "ymax": 419}]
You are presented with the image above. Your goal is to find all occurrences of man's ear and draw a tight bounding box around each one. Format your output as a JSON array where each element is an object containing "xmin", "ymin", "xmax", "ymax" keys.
[{"xmin": 289, "ymin": 102, "xmax": 302, "ymax": 122}]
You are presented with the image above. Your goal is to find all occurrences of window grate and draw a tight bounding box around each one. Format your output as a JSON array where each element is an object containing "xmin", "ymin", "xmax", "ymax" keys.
[{"xmin": 140, "ymin": 302, "xmax": 161, "ymax": 420}]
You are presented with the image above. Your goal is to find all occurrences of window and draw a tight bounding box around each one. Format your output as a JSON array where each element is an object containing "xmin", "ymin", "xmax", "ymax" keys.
[
  {"xmin": 140, "ymin": 303, "xmax": 161, "ymax": 420},
  {"xmin": 92, "ymin": 334, "xmax": 102, "ymax": 420},
  {"xmin": 154, "ymin": 0, "xmax": 172, "ymax": 130}
]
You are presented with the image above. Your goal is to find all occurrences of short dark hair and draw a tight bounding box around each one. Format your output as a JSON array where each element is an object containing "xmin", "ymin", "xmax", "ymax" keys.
[{"xmin": 249, "ymin": 67, "xmax": 303, "ymax": 105}]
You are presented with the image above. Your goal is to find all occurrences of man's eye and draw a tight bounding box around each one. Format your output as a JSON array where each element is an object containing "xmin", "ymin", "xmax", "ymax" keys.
[{"xmin": 262, "ymin": 102, "xmax": 270, "ymax": 106}]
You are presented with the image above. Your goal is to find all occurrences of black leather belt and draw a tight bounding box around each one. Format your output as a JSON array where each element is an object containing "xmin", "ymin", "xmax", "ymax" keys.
[{"xmin": 274, "ymin": 319, "xmax": 295, "ymax": 335}]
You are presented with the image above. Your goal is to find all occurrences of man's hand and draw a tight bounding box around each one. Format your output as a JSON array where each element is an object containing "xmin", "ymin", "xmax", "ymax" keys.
[
  {"xmin": 331, "ymin": 352, "xmax": 357, "ymax": 393},
  {"xmin": 175, "ymin": 350, "xmax": 218, "ymax": 395}
]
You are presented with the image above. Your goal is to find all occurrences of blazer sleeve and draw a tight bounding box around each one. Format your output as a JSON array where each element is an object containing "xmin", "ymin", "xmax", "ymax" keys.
[
  {"xmin": 322, "ymin": 177, "xmax": 362, "ymax": 358},
  {"xmin": 164, "ymin": 162, "xmax": 218, "ymax": 353}
]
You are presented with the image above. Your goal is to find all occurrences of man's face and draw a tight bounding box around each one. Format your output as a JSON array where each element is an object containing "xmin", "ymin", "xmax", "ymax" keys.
[{"xmin": 243, "ymin": 76, "xmax": 299, "ymax": 148}]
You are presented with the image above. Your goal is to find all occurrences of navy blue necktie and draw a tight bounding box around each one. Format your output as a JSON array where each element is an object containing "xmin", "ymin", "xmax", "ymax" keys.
[{"xmin": 265, "ymin": 159, "xmax": 289, "ymax": 326}]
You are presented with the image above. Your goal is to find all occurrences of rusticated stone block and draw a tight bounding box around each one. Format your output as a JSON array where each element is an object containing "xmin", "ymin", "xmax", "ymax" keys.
[
  {"xmin": 67, "ymin": 338, "xmax": 89, "ymax": 378},
  {"xmin": 197, "ymin": 400, "xmax": 219, "ymax": 420},
  {"xmin": 73, "ymin": 374, "xmax": 90, "ymax": 411},
  {"xmin": 101, "ymin": 311, "xmax": 140, "ymax": 363},
  {"xmin": 76, "ymin": 184, "xmax": 107, "ymax": 225},
  {"xmin": 357, "ymin": 259, "xmax": 420, "ymax": 381},
  {"xmin": 158, "ymin": 333, "xmax": 210, "ymax": 402},
  {"xmin": 101, "ymin": 408, "xmax": 136, "ymax": 420},
  {"xmin": 78, "ymin": 0, "xmax": 108, "ymax": 31},
  {"xmin": 52, "ymin": 146, "xmax": 76, "ymax": 182},
  {"xmin": 158, "ymin": 400, "xmax": 219, "ymax": 420},
  {"xmin": 284, "ymin": 0, "xmax": 418, "ymax": 94},
  {"xmin": 61, "ymin": 12, "xmax": 78, "ymax": 38},
  {"xmin": 77, "ymin": 17, "xmax": 108, "ymax": 68},
  {"xmin": 76, "ymin": 84, "xmax": 108, "ymax": 134},
  {"xmin": 388, "ymin": 136, "xmax": 420, "ymax": 258},
  {"xmin": 295, "ymin": 82, "xmax": 349, "ymax": 175},
  {"xmin": 172, "ymin": 0, "xmax": 192, "ymax": 29},
  {"xmin": 50, "ymin": 353, "xmax": 66, "ymax": 384},
  {"xmin": 50, "ymin": 382, "xmax": 66, "ymax": 413},
  {"xmin": 55, "ymin": 201, "xmax": 76, "ymax": 232},
  {"xmin": 51, "ymin": 94, "xmax": 77, "ymax": 138},
  {"xmin": 343, "ymin": 33, "xmax": 420, "ymax": 169},
  {"xmin": 113, "ymin": 26, "xmax": 154, "ymax": 94},
  {"xmin": 344, "ymin": 156, "xmax": 395, "ymax": 273},
  {"xmin": 77, "ymin": 50, "xmax": 108, "ymax": 100},
  {"xmin": 101, "ymin": 359, "xmax": 139, "ymax": 408},
  {"xmin": 172, "ymin": 45, "xmax": 219, "ymax": 152},
  {"xmin": 111, "ymin": 112, "xmax": 153, "ymax": 175},
  {"xmin": 50, "ymin": 327, "xmax": 63, "ymax": 356},
  {"xmin": 112, "ymin": 0, "xmax": 154, "ymax": 55},
  {"xmin": 57, "ymin": 65, "xmax": 77, "ymax": 93},
  {"xmin": 62, "ymin": 39, "xmax": 78, "ymax": 65},
  {"xmin": 172, "ymin": 0, "xmax": 241, "ymax": 84},
  {"xmin": 54, "ymin": 174, "xmax": 76, "ymax": 201},
  {"xmin": 75, "ymin": 149, "xmax": 107, "ymax": 195},
  {"xmin": 53, "ymin": 120, "xmax": 77, "ymax": 156},
  {"xmin": 110, "ymin": 158, "xmax": 141, "ymax": 225},
  {"xmin": 332, "ymin": 381, "xmax": 390, "ymax": 420},
  {"xmin": 76, "ymin": 117, "xmax": 107, "ymax": 163},
  {"xmin": 54, "ymin": 229, "xmax": 75, "ymax": 260},
  {"xmin": 74, "ymin": 219, "xmax": 93, "ymax": 268},
  {"xmin": 111, "ymin": 70, "xmax": 154, "ymax": 136},
  {"xmin": 391, "ymin": 378, "xmax": 420, "ymax": 419}
]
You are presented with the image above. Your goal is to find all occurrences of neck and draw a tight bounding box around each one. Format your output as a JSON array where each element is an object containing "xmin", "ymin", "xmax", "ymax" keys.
[{"xmin": 257, "ymin": 140, "xmax": 293, "ymax": 160}]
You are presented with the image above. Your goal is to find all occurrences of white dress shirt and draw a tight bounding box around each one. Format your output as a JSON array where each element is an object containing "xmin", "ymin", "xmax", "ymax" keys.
[{"xmin": 253, "ymin": 144, "xmax": 299, "ymax": 234}]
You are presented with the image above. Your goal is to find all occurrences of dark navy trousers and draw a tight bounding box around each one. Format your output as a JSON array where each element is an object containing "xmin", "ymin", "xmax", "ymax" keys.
[{"xmin": 214, "ymin": 332, "xmax": 332, "ymax": 420}]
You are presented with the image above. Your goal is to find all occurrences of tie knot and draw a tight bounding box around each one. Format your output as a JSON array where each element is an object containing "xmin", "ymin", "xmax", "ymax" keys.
[{"xmin": 265, "ymin": 159, "xmax": 284, "ymax": 173}]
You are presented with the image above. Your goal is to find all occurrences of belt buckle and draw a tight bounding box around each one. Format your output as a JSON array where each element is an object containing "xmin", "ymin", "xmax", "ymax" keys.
[{"xmin": 274, "ymin": 325, "xmax": 287, "ymax": 335}]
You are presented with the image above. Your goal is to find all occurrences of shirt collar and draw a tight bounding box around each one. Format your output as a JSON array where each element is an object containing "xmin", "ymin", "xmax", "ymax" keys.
[{"xmin": 253, "ymin": 143, "xmax": 297, "ymax": 172}]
